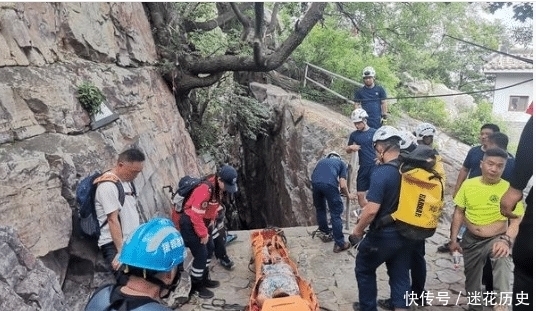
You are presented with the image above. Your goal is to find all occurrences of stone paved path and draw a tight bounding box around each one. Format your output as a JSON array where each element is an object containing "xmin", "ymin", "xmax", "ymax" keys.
[{"xmin": 176, "ymin": 221, "xmax": 513, "ymax": 311}]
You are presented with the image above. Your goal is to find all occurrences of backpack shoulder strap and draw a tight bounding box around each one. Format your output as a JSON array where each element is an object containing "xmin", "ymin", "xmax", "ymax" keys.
[{"xmin": 94, "ymin": 172, "xmax": 126, "ymax": 206}]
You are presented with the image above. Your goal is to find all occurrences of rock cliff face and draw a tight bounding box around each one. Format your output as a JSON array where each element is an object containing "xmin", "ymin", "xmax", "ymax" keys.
[{"xmin": 0, "ymin": 2, "xmax": 199, "ymax": 258}]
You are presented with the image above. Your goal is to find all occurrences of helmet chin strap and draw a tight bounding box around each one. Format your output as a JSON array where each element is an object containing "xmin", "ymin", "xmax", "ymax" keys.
[
  {"xmin": 159, "ymin": 269, "xmax": 181, "ymax": 299},
  {"xmin": 377, "ymin": 144, "xmax": 393, "ymax": 163}
]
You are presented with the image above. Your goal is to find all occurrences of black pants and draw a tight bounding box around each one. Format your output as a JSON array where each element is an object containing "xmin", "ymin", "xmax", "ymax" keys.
[
  {"xmin": 512, "ymin": 201, "xmax": 533, "ymax": 310},
  {"xmin": 212, "ymin": 225, "xmax": 227, "ymax": 260},
  {"xmin": 179, "ymin": 214, "xmax": 214, "ymax": 281}
]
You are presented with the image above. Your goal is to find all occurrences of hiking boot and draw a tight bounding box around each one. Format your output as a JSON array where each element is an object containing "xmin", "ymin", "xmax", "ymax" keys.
[
  {"xmin": 333, "ymin": 242, "xmax": 351, "ymax": 253},
  {"xmin": 220, "ymin": 255, "xmax": 235, "ymax": 270},
  {"xmin": 377, "ymin": 298, "xmax": 394, "ymax": 310},
  {"xmin": 190, "ymin": 280, "xmax": 214, "ymax": 299},
  {"xmin": 202, "ymin": 269, "xmax": 220, "ymax": 288}
]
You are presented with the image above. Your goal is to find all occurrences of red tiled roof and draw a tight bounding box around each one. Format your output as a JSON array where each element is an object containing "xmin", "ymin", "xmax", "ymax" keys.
[{"xmin": 483, "ymin": 52, "xmax": 533, "ymax": 72}]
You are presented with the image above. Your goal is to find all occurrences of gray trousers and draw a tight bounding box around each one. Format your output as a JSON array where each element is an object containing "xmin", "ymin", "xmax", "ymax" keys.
[{"xmin": 461, "ymin": 231, "xmax": 513, "ymax": 311}]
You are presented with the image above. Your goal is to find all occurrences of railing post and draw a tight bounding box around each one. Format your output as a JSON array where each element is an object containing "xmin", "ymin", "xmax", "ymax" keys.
[{"xmin": 303, "ymin": 63, "xmax": 309, "ymax": 87}]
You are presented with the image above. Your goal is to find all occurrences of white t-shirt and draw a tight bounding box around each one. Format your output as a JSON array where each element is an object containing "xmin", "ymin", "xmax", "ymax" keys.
[{"xmin": 95, "ymin": 180, "xmax": 140, "ymax": 247}]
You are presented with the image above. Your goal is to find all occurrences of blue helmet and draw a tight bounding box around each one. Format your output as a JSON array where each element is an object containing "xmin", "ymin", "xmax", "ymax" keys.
[{"xmin": 119, "ymin": 218, "xmax": 185, "ymax": 272}]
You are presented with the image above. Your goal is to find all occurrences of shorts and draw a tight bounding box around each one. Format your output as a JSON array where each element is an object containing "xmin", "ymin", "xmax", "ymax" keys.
[{"xmin": 356, "ymin": 165, "xmax": 374, "ymax": 192}]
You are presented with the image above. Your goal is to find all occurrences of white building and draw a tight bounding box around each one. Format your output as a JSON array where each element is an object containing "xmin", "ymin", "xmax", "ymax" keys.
[{"xmin": 483, "ymin": 52, "xmax": 533, "ymax": 123}]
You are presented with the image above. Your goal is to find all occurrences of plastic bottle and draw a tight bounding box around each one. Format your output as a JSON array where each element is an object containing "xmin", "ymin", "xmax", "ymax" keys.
[{"xmin": 452, "ymin": 251, "xmax": 463, "ymax": 269}]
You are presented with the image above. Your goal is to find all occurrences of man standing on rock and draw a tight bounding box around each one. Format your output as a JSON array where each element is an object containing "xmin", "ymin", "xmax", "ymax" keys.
[
  {"xmin": 311, "ymin": 151, "xmax": 356, "ymax": 253},
  {"xmin": 351, "ymin": 126, "xmax": 416, "ymax": 311},
  {"xmin": 346, "ymin": 108, "xmax": 377, "ymax": 209},
  {"xmin": 353, "ymin": 66, "xmax": 388, "ymax": 130},
  {"xmin": 95, "ymin": 148, "xmax": 145, "ymax": 277}
]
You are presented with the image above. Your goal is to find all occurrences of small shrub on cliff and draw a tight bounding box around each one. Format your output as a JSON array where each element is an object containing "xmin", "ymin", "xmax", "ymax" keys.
[{"xmin": 77, "ymin": 82, "xmax": 106, "ymax": 116}]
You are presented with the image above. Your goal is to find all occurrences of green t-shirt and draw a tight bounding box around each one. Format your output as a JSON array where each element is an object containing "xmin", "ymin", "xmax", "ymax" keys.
[{"xmin": 453, "ymin": 177, "xmax": 524, "ymax": 226}]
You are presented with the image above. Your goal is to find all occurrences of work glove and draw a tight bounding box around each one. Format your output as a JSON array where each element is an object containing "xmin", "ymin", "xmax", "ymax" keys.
[{"xmin": 381, "ymin": 114, "xmax": 388, "ymax": 125}]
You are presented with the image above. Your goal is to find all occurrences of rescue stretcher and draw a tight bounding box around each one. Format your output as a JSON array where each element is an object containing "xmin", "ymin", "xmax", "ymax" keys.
[{"xmin": 248, "ymin": 228, "xmax": 319, "ymax": 311}]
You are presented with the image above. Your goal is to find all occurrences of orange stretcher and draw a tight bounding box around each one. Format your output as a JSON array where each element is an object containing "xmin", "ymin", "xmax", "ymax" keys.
[{"xmin": 248, "ymin": 228, "xmax": 319, "ymax": 311}]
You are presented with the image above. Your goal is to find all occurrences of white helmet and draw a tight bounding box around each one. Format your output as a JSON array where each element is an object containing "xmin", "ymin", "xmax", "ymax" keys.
[
  {"xmin": 351, "ymin": 108, "xmax": 368, "ymax": 123},
  {"xmin": 362, "ymin": 66, "xmax": 376, "ymax": 78},
  {"xmin": 399, "ymin": 130, "xmax": 417, "ymax": 150},
  {"xmin": 415, "ymin": 123, "xmax": 437, "ymax": 139},
  {"xmin": 373, "ymin": 125, "xmax": 401, "ymax": 142},
  {"xmin": 326, "ymin": 151, "xmax": 341, "ymax": 159}
]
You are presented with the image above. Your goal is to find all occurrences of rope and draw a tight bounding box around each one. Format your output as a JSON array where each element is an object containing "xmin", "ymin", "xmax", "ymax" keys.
[{"xmin": 200, "ymin": 298, "xmax": 246, "ymax": 310}]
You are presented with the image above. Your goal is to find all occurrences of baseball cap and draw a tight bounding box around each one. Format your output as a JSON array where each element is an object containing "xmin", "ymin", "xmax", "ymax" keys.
[{"xmin": 218, "ymin": 165, "xmax": 238, "ymax": 193}]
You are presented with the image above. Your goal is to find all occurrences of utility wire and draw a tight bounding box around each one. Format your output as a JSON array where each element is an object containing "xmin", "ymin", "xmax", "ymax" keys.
[
  {"xmin": 383, "ymin": 78, "xmax": 533, "ymax": 102},
  {"xmin": 443, "ymin": 34, "xmax": 533, "ymax": 64},
  {"xmin": 303, "ymin": 78, "xmax": 533, "ymax": 104}
]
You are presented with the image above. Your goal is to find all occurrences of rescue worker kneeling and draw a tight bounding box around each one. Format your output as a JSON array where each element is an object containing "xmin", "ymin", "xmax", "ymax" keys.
[{"xmin": 84, "ymin": 218, "xmax": 185, "ymax": 311}]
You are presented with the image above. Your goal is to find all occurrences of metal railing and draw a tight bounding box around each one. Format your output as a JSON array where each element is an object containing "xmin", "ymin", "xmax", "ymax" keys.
[{"xmin": 303, "ymin": 62, "xmax": 363, "ymax": 105}]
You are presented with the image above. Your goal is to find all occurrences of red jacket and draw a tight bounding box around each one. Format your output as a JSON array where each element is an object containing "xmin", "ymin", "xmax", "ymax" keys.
[{"xmin": 182, "ymin": 176, "xmax": 220, "ymax": 238}]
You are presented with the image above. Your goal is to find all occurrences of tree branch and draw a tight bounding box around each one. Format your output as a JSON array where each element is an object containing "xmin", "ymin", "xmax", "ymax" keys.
[
  {"xmin": 231, "ymin": 2, "xmax": 251, "ymax": 28},
  {"xmin": 176, "ymin": 72, "xmax": 225, "ymax": 94},
  {"xmin": 336, "ymin": 3, "xmax": 361, "ymax": 34},
  {"xmin": 183, "ymin": 3, "xmax": 251, "ymax": 32},
  {"xmin": 186, "ymin": 2, "xmax": 327, "ymax": 74},
  {"xmin": 253, "ymin": 2, "xmax": 265, "ymax": 66},
  {"xmin": 266, "ymin": 3, "xmax": 281, "ymax": 34}
]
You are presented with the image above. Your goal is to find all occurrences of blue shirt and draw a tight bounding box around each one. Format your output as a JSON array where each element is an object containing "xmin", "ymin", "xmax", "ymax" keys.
[
  {"xmin": 366, "ymin": 161, "xmax": 401, "ymax": 229},
  {"xmin": 353, "ymin": 85, "xmax": 387, "ymax": 129},
  {"xmin": 347, "ymin": 128, "xmax": 377, "ymax": 167},
  {"xmin": 463, "ymin": 145, "xmax": 516, "ymax": 182},
  {"xmin": 463, "ymin": 146, "xmax": 485, "ymax": 178},
  {"xmin": 502, "ymin": 153, "xmax": 516, "ymax": 183},
  {"xmin": 311, "ymin": 157, "xmax": 348, "ymax": 188}
]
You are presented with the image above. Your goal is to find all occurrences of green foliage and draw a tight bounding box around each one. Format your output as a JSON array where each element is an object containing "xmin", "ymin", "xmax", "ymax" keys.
[
  {"xmin": 76, "ymin": 81, "xmax": 105, "ymax": 116},
  {"xmin": 398, "ymin": 96, "xmax": 449, "ymax": 127},
  {"xmin": 294, "ymin": 15, "xmax": 399, "ymax": 103},
  {"xmin": 446, "ymin": 102, "xmax": 505, "ymax": 145},
  {"xmin": 191, "ymin": 82, "xmax": 270, "ymax": 159}
]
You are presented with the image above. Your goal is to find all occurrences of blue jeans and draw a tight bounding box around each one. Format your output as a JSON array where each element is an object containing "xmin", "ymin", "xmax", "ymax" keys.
[
  {"xmin": 355, "ymin": 227, "xmax": 416, "ymax": 310},
  {"xmin": 312, "ymin": 182, "xmax": 344, "ymax": 247}
]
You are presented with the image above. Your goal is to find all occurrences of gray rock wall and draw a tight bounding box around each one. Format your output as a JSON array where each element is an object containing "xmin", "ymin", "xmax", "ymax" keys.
[
  {"xmin": 0, "ymin": 226, "xmax": 65, "ymax": 310},
  {"xmin": 0, "ymin": 3, "xmax": 199, "ymax": 260}
]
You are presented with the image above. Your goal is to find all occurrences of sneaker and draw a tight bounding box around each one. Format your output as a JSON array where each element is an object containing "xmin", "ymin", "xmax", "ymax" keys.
[
  {"xmin": 225, "ymin": 233, "xmax": 237, "ymax": 244},
  {"xmin": 377, "ymin": 298, "xmax": 393, "ymax": 310},
  {"xmin": 333, "ymin": 242, "xmax": 351, "ymax": 253},
  {"xmin": 220, "ymin": 256, "xmax": 235, "ymax": 270}
]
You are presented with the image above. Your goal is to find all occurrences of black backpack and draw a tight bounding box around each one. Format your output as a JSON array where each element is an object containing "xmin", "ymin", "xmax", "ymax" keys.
[
  {"xmin": 173, "ymin": 175, "xmax": 213, "ymax": 213},
  {"xmin": 76, "ymin": 171, "xmax": 125, "ymax": 238}
]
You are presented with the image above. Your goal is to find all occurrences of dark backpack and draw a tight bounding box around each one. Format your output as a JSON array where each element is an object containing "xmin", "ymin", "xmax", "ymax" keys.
[
  {"xmin": 76, "ymin": 171, "xmax": 125, "ymax": 238},
  {"xmin": 173, "ymin": 175, "xmax": 213, "ymax": 213}
]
